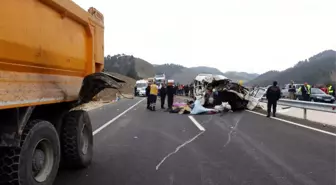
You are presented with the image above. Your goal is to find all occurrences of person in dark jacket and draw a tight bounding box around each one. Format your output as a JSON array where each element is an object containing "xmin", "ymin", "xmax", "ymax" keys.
[
  {"xmin": 184, "ymin": 85, "xmax": 189, "ymax": 96},
  {"xmin": 159, "ymin": 83, "xmax": 167, "ymax": 109},
  {"xmin": 174, "ymin": 85, "xmax": 178, "ymax": 96},
  {"xmin": 298, "ymin": 83, "xmax": 311, "ymax": 101},
  {"xmin": 189, "ymin": 84, "xmax": 194, "ymax": 98},
  {"xmin": 166, "ymin": 80, "xmax": 176, "ymax": 111},
  {"xmin": 145, "ymin": 82, "xmax": 151, "ymax": 109},
  {"xmin": 266, "ymin": 81, "xmax": 281, "ymax": 117},
  {"xmin": 134, "ymin": 86, "xmax": 137, "ymax": 96}
]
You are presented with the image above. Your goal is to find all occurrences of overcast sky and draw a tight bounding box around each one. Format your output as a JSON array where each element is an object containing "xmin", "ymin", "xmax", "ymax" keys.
[{"xmin": 74, "ymin": 0, "xmax": 336, "ymax": 74}]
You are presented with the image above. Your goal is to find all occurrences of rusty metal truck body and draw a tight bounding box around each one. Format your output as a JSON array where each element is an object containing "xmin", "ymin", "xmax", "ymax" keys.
[{"xmin": 0, "ymin": 1, "xmax": 117, "ymax": 184}]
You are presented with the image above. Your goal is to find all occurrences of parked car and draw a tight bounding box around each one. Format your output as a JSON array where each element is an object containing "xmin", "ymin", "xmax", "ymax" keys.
[{"xmin": 296, "ymin": 88, "xmax": 335, "ymax": 103}]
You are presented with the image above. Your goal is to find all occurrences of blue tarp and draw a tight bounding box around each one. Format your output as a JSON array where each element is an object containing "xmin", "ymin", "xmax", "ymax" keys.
[{"xmin": 190, "ymin": 100, "xmax": 216, "ymax": 115}]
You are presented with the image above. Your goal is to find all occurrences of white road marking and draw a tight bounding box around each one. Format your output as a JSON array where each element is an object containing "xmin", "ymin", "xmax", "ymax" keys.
[
  {"xmin": 93, "ymin": 98, "xmax": 145, "ymax": 136},
  {"xmin": 156, "ymin": 131, "xmax": 204, "ymax": 170},
  {"xmin": 188, "ymin": 116, "xmax": 206, "ymax": 131},
  {"xmin": 246, "ymin": 110, "xmax": 336, "ymax": 137}
]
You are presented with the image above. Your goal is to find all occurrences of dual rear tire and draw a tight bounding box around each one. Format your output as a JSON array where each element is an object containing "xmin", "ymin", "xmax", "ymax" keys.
[{"xmin": 0, "ymin": 110, "xmax": 92, "ymax": 185}]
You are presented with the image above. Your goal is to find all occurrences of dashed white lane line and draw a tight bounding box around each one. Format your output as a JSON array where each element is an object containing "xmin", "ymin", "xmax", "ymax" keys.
[
  {"xmin": 246, "ymin": 110, "xmax": 336, "ymax": 137},
  {"xmin": 188, "ymin": 116, "xmax": 206, "ymax": 131},
  {"xmin": 93, "ymin": 98, "xmax": 145, "ymax": 136}
]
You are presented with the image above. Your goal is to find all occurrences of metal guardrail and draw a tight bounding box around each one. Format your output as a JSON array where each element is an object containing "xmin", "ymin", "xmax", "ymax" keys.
[{"xmin": 260, "ymin": 98, "xmax": 336, "ymax": 119}]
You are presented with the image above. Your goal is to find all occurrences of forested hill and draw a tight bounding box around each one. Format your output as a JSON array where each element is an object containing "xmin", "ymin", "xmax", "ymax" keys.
[
  {"xmin": 104, "ymin": 55, "xmax": 258, "ymax": 83},
  {"xmin": 248, "ymin": 50, "xmax": 336, "ymax": 86}
]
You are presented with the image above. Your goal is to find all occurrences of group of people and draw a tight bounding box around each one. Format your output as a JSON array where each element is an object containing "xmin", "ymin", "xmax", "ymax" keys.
[
  {"xmin": 145, "ymin": 79, "xmax": 176, "ymax": 111},
  {"xmin": 287, "ymin": 81, "xmax": 335, "ymax": 101},
  {"xmin": 265, "ymin": 81, "xmax": 335, "ymax": 118},
  {"xmin": 175, "ymin": 84, "xmax": 194, "ymax": 97}
]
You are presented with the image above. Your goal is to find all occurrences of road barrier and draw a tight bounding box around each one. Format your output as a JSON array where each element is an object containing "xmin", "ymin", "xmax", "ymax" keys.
[{"xmin": 260, "ymin": 98, "xmax": 336, "ymax": 119}]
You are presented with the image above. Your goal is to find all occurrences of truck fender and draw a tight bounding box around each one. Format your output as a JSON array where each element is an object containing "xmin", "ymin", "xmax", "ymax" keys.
[{"xmin": 77, "ymin": 72, "xmax": 126, "ymax": 105}]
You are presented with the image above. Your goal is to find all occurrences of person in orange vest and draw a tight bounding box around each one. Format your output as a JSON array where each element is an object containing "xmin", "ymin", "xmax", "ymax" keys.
[
  {"xmin": 149, "ymin": 82, "xmax": 159, "ymax": 111},
  {"xmin": 328, "ymin": 84, "xmax": 335, "ymax": 97}
]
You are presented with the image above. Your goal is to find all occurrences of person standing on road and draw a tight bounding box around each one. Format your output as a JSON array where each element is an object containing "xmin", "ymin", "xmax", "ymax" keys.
[
  {"xmin": 321, "ymin": 85, "xmax": 328, "ymax": 94},
  {"xmin": 328, "ymin": 84, "xmax": 335, "ymax": 97},
  {"xmin": 288, "ymin": 81, "xmax": 296, "ymax": 99},
  {"xmin": 166, "ymin": 80, "xmax": 176, "ymax": 111},
  {"xmin": 266, "ymin": 81, "xmax": 281, "ymax": 117},
  {"xmin": 159, "ymin": 83, "xmax": 167, "ymax": 109},
  {"xmin": 184, "ymin": 85, "xmax": 189, "ymax": 97},
  {"xmin": 145, "ymin": 81, "xmax": 151, "ymax": 109},
  {"xmin": 149, "ymin": 82, "xmax": 159, "ymax": 111},
  {"xmin": 298, "ymin": 82, "xmax": 311, "ymax": 101},
  {"xmin": 175, "ymin": 83, "xmax": 178, "ymax": 95},
  {"xmin": 189, "ymin": 84, "xmax": 194, "ymax": 98}
]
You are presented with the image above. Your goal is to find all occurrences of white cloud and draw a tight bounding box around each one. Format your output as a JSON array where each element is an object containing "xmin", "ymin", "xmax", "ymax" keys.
[{"xmin": 73, "ymin": 0, "xmax": 336, "ymax": 73}]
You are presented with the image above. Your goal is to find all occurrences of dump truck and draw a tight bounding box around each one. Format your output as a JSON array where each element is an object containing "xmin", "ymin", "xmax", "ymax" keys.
[{"xmin": 0, "ymin": 1, "xmax": 120, "ymax": 184}]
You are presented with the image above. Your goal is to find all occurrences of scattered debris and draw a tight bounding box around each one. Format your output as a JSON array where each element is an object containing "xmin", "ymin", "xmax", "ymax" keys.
[
  {"xmin": 72, "ymin": 100, "xmax": 109, "ymax": 111},
  {"xmin": 95, "ymin": 72, "xmax": 136, "ymax": 101}
]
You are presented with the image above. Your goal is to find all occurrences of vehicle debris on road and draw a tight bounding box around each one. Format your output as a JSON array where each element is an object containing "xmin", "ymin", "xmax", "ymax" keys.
[
  {"xmin": 146, "ymin": 73, "xmax": 265, "ymax": 115},
  {"xmin": 192, "ymin": 73, "xmax": 250, "ymax": 111}
]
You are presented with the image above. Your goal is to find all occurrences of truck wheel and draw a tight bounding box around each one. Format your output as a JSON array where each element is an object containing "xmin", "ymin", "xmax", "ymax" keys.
[
  {"xmin": 0, "ymin": 120, "xmax": 60, "ymax": 185},
  {"xmin": 61, "ymin": 110, "xmax": 93, "ymax": 169}
]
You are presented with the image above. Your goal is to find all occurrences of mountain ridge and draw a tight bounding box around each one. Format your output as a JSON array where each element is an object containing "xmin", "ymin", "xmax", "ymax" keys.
[
  {"xmin": 247, "ymin": 50, "xmax": 336, "ymax": 86},
  {"xmin": 104, "ymin": 55, "xmax": 258, "ymax": 84}
]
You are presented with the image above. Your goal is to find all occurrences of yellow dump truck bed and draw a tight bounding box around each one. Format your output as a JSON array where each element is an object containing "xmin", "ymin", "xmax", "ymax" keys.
[{"xmin": 0, "ymin": 0, "xmax": 105, "ymax": 109}]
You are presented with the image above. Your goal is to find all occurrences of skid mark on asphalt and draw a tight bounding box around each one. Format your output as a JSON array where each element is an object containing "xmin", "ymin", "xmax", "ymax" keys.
[
  {"xmin": 169, "ymin": 173, "xmax": 175, "ymax": 185},
  {"xmin": 201, "ymin": 115, "xmax": 214, "ymax": 125},
  {"xmin": 156, "ymin": 131, "xmax": 205, "ymax": 170},
  {"xmin": 220, "ymin": 114, "xmax": 244, "ymax": 148}
]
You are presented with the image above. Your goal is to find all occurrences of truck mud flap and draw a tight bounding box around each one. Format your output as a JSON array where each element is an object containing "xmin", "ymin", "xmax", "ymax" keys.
[{"xmin": 77, "ymin": 72, "xmax": 125, "ymax": 105}]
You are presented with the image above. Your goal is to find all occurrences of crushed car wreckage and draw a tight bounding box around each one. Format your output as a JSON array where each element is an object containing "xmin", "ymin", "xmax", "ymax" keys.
[
  {"xmin": 168, "ymin": 74, "xmax": 265, "ymax": 115},
  {"xmin": 192, "ymin": 73, "xmax": 251, "ymax": 111}
]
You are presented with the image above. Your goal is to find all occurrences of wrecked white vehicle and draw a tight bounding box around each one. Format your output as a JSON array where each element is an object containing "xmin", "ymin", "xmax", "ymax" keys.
[{"xmin": 193, "ymin": 74, "xmax": 251, "ymax": 111}]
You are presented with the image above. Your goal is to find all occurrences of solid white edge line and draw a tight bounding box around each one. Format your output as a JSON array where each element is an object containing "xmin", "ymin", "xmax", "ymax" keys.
[
  {"xmin": 93, "ymin": 98, "xmax": 145, "ymax": 136},
  {"xmin": 188, "ymin": 115, "xmax": 206, "ymax": 131},
  {"xmin": 245, "ymin": 110, "xmax": 336, "ymax": 137}
]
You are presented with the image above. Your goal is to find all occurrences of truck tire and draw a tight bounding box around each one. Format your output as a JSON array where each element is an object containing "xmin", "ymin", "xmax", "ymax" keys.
[
  {"xmin": 61, "ymin": 110, "xmax": 93, "ymax": 169},
  {"xmin": 0, "ymin": 120, "xmax": 60, "ymax": 185}
]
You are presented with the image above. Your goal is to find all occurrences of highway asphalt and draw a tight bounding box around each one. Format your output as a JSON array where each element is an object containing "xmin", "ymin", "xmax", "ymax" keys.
[{"xmin": 55, "ymin": 97, "xmax": 336, "ymax": 185}]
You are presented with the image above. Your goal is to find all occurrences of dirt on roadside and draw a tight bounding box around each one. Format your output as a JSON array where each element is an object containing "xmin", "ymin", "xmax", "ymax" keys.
[{"xmin": 95, "ymin": 72, "xmax": 136, "ymax": 102}]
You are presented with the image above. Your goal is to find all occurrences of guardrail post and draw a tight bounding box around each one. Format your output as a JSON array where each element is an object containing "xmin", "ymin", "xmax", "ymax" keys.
[{"xmin": 303, "ymin": 108, "xmax": 307, "ymax": 119}]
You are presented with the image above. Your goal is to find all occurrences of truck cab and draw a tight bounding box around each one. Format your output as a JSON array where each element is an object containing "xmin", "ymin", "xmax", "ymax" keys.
[
  {"xmin": 135, "ymin": 80, "xmax": 148, "ymax": 96},
  {"xmin": 154, "ymin": 74, "xmax": 166, "ymax": 85}
]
